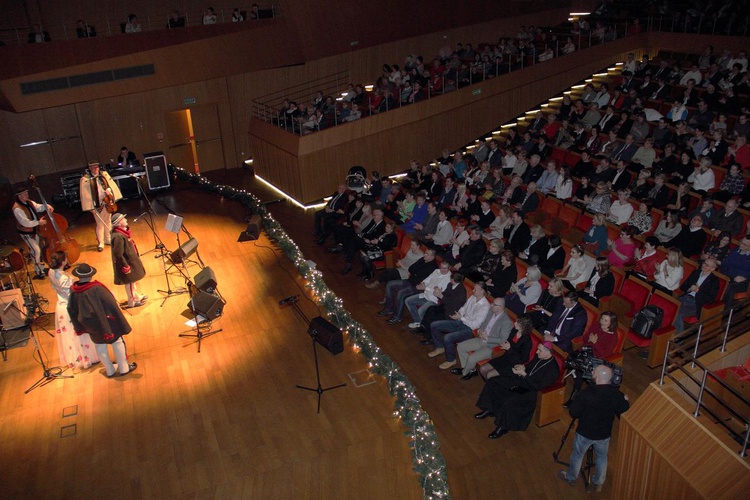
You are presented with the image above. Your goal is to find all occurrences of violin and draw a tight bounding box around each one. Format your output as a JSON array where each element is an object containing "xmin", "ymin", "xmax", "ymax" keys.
[
  {"xmin": 98, "ymin": 173, "xmax": 118, "ymax": 214},
  {"xmin": 28, "ymin": 175, "xmax": 81, "ymax": 264}
]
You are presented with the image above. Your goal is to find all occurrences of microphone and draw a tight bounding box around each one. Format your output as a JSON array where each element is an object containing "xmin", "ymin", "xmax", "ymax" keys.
[
  {"xmin": 133, "ymin": 212, "xmax": 149, "ymax": 223},
  {"xmin": 278, "ymin": 295, "xmax": 299, "ymax": 306},
  {"xmin": 3, "ymin": 298, "xmax": 15, "ymax": 313}
]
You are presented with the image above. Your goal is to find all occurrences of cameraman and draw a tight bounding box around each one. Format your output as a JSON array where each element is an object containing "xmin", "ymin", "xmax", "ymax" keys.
[{"xmin": 558, "ymin": 365, "xmax": 629, "ymax": 493}]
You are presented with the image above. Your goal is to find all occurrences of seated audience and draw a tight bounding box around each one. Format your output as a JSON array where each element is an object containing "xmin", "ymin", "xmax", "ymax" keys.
[
  {"xmin": 653, "ymin": 248, "xmax": 684, "ymax": 293},
  {"xmin": 607, "ymin": 226, "xmax": 636, "ymax": 267},
  {"xmin": 583, "ymin": 213, "xmax": 609, "ymax": 256},
  {"xmin": 473, "ymin": 341, "xmax": 560, "ymax": 439},
  {"xmin": 674, "ymin": 258, "xmax": 720, "ymax": 332},
  {"xmin": 358, "ymin": 221, "xmax": 398, "ymax": 280},
  {"xmin": 579, "ymin": 257, "xmax": 615, "ymax": 307},
  {"xmin": 479, "ymin": 314, "xmax": 534, "ymax": 380},
  {"xmin": 486, "ymin": 250, "xmax": 517, "ymax": 298},
  {"xmin": 454, "ymin": 297, "xmax": 514, "ymax": 380},
  {"xmin": 428, "ymin": 281, "xmax": 491, "ymax": 370},
  {"xmin": 505, "ymin": 266, "xmax": 543, "ymax": 316},
  {"xmin": 528, "ymin": 278, "xmax": 565, "ymax": 330}
]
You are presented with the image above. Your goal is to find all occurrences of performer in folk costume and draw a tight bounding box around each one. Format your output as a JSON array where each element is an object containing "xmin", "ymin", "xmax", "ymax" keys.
[
  {"xmin": 48, "ymin": 251, "xmax": 98, "ymax": 370},
  {"xmin": 79, "ymin": 162, "xmax": 122, "ymax": 252},
  {"xmin": 110, "ymin": 213, "xmax": 147, "ymax": 308},
  {"xmin": 67, "ymin": 263, "xmax": 137, "ymax": 378},
  {"xmin": 12, "ymin": 184, "xmax": 52, "ymax": 279}
]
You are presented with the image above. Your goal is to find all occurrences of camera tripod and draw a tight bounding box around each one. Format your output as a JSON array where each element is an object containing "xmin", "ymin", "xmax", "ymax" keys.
[{"xmin": 552, "ymin": 418, "xmax": 596, "ymax": 492}]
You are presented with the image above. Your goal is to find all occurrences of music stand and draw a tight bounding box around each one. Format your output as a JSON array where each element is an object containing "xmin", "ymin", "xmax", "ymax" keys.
[
  {"xmin": 283, "ymin": 297, "xmax": 346, "ymax": 413},
  {"xmin": 157, "ymin": 214, "xmax": 189, "ymax": 306}
]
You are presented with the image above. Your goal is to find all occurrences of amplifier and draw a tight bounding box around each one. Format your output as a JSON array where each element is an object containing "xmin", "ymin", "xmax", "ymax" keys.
[{"xmin": 112, "ymin": 172, "xmax": 145, "ymax": 200}]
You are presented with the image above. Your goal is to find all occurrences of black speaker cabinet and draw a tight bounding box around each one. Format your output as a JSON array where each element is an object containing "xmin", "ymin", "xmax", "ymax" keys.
[
  {"xmin": 144, "ymin": 153, "xmax": 170, "ymax": 190},
  {"xmin": 170, "ymin": 237, "xmax": 198, "ymax": 264},
  {"xmin": 189, "ymin": 290, "xmax": 225, "ymax": 319},
  {"xmin": 194, "ymin": 267, "xmax": 217, "ymax": 294},
  {"xmin": 238, "ymin": 214, "xmax": 261, "ymax": 242},
  {"xmin": 308, "ymin": 316, "xmax": 343, "ymax": 355}
]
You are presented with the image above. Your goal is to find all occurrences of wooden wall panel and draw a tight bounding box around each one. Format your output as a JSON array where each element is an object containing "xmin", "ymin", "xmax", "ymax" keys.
[{"xmin": 612, "ymin": 384, "xmax": 750, "ymax": 499}]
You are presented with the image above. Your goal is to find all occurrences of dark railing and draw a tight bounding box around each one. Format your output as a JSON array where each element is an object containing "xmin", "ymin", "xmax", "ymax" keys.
[
  {"xmin": 659, "ymin": 303, "xmax": 750, "ymax": 457},
  {"xmin": 251, "ymin": 14, "xmax": 748, "ymax": 138},
  {"xmin": 0, "ymin": 4, "xmax": 282, "ymax": 46}
]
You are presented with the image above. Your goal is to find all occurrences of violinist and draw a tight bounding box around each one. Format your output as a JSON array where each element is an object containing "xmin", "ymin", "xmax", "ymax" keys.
[
  {"xmin": 12, "ymin": 184, "xmax": 51, "ymax": 279},
  {"xmin": 80, "ymin": 162, "xmax": 122, "ymax": 252}
]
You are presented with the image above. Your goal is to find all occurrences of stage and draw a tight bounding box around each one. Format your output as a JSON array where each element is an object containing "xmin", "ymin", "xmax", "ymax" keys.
[{"xmin": 0, "ymin": 169, "xmax": 655, "ymax": 499}]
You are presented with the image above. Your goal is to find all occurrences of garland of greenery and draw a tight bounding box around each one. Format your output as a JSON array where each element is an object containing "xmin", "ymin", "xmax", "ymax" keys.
[{"xmin": 173, "ymin": 166, "xmax": 451, "ymax": 499}]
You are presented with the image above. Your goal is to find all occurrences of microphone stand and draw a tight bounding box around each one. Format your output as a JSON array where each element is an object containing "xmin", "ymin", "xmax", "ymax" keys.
[
  {"xmin": 4, "ymin": 299, "xmax": 74, "ymax": 394},
  {"xmin": 129, "ymin": 174, "xmax": 162, "ymax": 256},
  {"xmin": 283, "ymin": 297, "xmax": 346, "ymax": 414}
]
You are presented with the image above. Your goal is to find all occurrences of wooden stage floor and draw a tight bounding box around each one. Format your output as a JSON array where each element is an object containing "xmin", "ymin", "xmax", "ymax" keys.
[{"xmin": 0, "ymin": 169, "xmax": 662, "ymax": 499}]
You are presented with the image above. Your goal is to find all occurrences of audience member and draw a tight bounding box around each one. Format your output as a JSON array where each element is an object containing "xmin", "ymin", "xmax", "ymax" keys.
[
  {"xmin": 454, "ymin": 297, "xmax": 513, "ymax": 379},
  {"xmin": 579, "ymin": 257, "xmax": 615, "ymax": 307},
  {"xmin": 675, "ymin": 258, "xmax": 720, "ymax": 332}
]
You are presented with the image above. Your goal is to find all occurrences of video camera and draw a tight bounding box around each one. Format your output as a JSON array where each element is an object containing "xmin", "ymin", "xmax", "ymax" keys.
[{"xmin": 563, "ymin": 346, "xmax": 623, "ymax": 387}]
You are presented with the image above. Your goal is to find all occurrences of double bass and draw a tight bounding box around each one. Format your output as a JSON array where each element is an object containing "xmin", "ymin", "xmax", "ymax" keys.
[{"xmin": 28, "ymin": 175, "xmax": 81, "ymax": 265}]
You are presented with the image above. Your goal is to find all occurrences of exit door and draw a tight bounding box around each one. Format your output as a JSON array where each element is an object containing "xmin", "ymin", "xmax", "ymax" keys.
[{"xmin": 164, "ymin": 105, "xmax": 225, "ymax": 174}]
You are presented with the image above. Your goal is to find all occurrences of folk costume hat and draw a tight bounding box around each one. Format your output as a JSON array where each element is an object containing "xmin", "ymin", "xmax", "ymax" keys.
[
  {"xmin": 72, "ymin": 263, "xmax": 97, "ymax": 279},
  {"xmin": 111, "ymin": 212, "xmax": 126, "ymax": 227}
]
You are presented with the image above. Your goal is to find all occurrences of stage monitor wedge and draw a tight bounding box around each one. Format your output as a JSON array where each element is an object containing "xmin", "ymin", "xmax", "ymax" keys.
[
  {"xmin": 238, "ymin": 214, "xmax": 261, "ymax": 242},
  {"xmin": 169, "ymin": 237, "xmax": 198, "ymax": 264},
  {"xmin": 189, "ymin": 291, "xmax": 225, "ymax": 319},
  {"xmin": 194, "ymin": 267, "xmax": 217, "ymax": 294},
  {"xmin": 144, "ymin": 153, "xmax": 170, "ymax": 191}
]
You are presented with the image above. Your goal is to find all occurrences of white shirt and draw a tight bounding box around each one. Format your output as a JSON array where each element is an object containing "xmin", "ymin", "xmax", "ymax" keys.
[
  {"xmin": 688, "ymin": 168, "xmax": 716, "ymax": 192},
  {"xmin": 457, "ymin": 296, "xmax": 491, "ymax": 330},
  {"xmin": 419, "ymin": 270, "xmax": 452, "ymax": 303},
  {"xmin": 654, "ymin": 261, "xmax": 683, "ymax": 291}
]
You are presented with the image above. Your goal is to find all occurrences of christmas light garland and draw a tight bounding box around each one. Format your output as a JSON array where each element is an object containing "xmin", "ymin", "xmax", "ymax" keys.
[{"xmin": 173, "ymin": 167, "xmax": 451, "ymax": 499}]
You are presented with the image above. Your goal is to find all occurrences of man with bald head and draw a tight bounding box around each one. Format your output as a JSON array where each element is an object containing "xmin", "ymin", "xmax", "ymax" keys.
[{"xmin": 558, "ymin": 364, "xmax": 629, "ymax": 493}]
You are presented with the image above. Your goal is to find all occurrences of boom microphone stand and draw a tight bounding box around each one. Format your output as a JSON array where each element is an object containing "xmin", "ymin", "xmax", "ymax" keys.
[
  {"xmin": 3, "ymin": 299, "xmax": 73, "ymax": 393},
  {"xmin": 128, "ymin": 173, "xmax": 163, "ymax": 256},
  {"xmin": 281, "ymin": 296, "xmax": 346, "ymax": 414},
  {"xmin": 552, "ymin": 418, "xmax": 596, "ymax": 492}
]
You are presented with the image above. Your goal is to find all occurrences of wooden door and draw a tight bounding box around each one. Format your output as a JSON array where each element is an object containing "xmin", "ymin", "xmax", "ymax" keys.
[
  {"xmin": 190, "ymin": 105, "xmax": 224, "ymax": 173},
  {"xmin": 164, "ymin": 110, "xmax": 196, "ymax": 173}
]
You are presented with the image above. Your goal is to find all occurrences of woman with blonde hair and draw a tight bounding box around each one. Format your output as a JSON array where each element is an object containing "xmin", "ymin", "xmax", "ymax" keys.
[
  {"xmin": 528, "ymin": 277, "xmax": 565, "ymax": 329},
  {"xmin": 583, "ymin": 213, "xmax": 608, "ymax": 256},
  {"xmin": 505, "ymin": 265, "xmax": 543, "ymax": 316},
  {"xmin": 653, "ymin": 247, "xmax": 684, "ymax": 293}
]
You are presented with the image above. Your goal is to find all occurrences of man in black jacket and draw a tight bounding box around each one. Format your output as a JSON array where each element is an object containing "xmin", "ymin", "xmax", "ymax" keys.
[
  {"xmin": 558, "ymin": 365, "xmax": 629, "ymax": 492},
  {"xmin": 378, "ymin": 249, "xmax": 438, "ymax": 318},
  {"xmin": 674, "ymin": 258, "xmax": 720, "ymax": 332},
  {"xmin": 314, "ymin": 185, "xmax": 348, "ymax": 243},
  {"xmin": 504, "ymin": 210, "xmax": 532, "ymax": 255},
  {"xmin": 416, "ymin": 272, "xmax": 468, "ymax": 341},
  {"xmin": 451, "ymin": 225, "xmax": 487, "ymax": 271}
]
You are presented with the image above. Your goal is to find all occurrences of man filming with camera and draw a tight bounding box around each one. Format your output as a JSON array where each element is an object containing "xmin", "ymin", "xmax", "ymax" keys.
[{"xmin": 558, "ymin": 364, "xmax": 629, "ymax": 493}]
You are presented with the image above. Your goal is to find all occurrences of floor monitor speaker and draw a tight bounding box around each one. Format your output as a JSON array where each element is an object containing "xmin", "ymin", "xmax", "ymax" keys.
[
  {"xmin": 308, "ymin": 316, "xmax": 343, "ymax": 355},
  {"xmin": 238, "ymin": 214, "xmax": 261, "ymax": 242},
  {"xmin": 189, "ymin": 290, "xmax": 225, "ymax": 319},
  {"xmin": 194, "ymin": 267, "xmax": 217, "ymax": 294},
  {"xmin": 170, "ymin": 238, "xmax": 198, "ymax": 264}
]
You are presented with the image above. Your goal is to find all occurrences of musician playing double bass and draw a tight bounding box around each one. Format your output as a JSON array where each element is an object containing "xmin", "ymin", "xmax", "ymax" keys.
[
  {"xmin": 79, "ymin": 162, "xmax": 122, "ymax": 252},
  {"xmin": 12, "ymin": 184, "xmax": 52, "ymax": 279}
]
